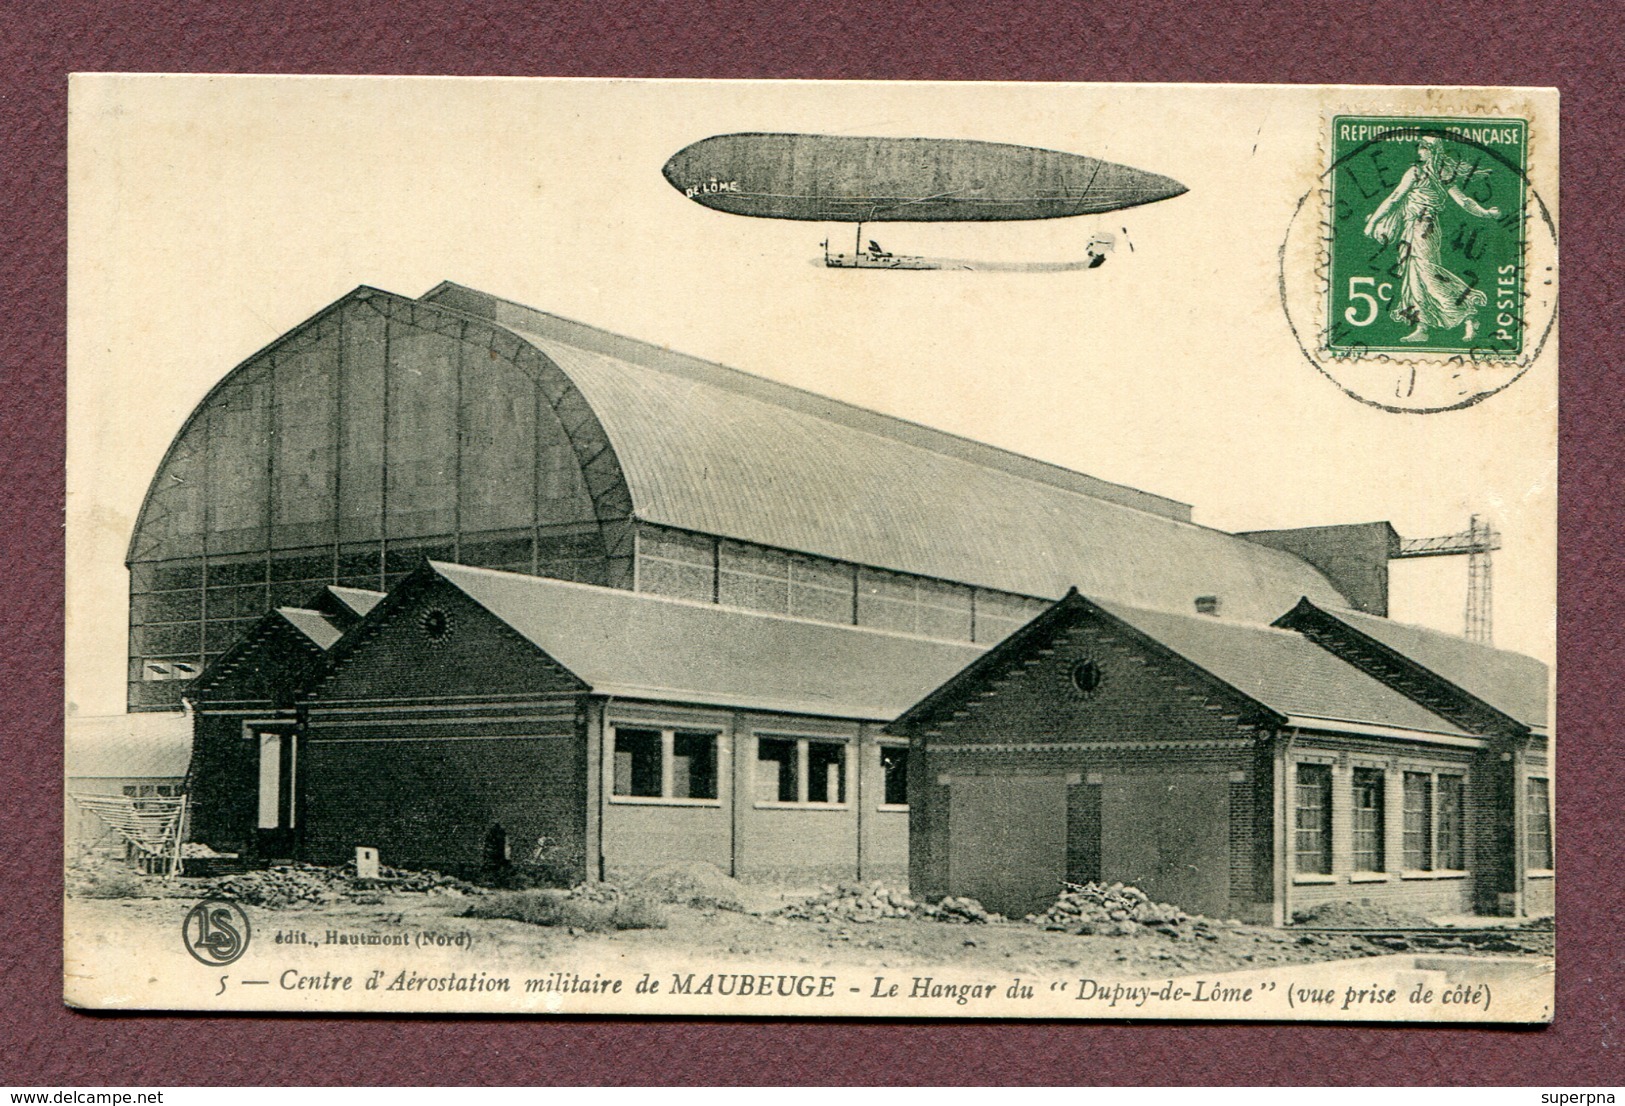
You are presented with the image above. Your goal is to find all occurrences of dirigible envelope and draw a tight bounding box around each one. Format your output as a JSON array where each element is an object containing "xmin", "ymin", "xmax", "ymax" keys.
[{"xmin": 663, "ymin": 132, "xmax": 1189, "ymax": 222}]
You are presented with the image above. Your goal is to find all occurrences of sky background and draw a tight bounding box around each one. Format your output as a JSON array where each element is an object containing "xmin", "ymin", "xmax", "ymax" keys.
[{"xmin": 66, "ymin": 77, "xmax": 1557, "ymax": 716}]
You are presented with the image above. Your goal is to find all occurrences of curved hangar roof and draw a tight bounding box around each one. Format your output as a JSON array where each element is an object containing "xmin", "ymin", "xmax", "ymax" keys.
[
  {"xmin": 132, "ymin": 282, "xmax": 1347, "ymax": 623},
  {"xmin": 422, "ymin": 283, "xmax": 1346, "ymax": 620}
]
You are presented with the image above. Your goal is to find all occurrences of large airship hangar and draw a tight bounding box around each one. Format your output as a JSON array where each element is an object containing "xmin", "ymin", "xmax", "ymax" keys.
[{"xmin": 127, "ymin": 279, "xmax": 1550, "ymax": 925}]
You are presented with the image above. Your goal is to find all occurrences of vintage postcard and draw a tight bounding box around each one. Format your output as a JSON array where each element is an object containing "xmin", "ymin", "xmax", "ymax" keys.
[{"xmin": 65, "ymin": 77, "xmax": 1557, "ymax": 1020}]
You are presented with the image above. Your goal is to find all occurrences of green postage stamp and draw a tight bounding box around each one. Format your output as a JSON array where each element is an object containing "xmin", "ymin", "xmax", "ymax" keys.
[{"xmin": 1326, "ymin": 116, "xmax": 1528, "ymax": 357}]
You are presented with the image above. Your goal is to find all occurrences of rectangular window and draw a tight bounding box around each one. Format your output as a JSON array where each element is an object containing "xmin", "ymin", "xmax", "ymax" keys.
[
  {"xmin": 1402, "ymin": 770, "xmax": 1468, "ymax": 872},
  {"xmin": 1436, "ymin": 775, "xmax": 1465, "ymax": 870},
  {"xmin": 756, "ymin": 737, "xmax": 797, "ymax": 803},
  {"xmin": 142, "ymin": 660, "xmax": 203, "ymax": 682},
  {"xmin": 1294, "ymin": 763, "xmax": 1332, "ymax": 875},
  {"xmin": 807, "ymin": 741, "xmax": 847, "ymax": 804},
  {"xmin": 1527, "ymin": 776, "xmax": 1553, "ymax": 870},
  {"xmin": 1351, "ymin": 768, "xmax": 1385, "ymax": 872},
  {"xmin": 756, "ymin": 735, "xmax": 849, "ymax": 806},
  {"xmin": 613, "ymin": 727, "xmax": 663, "ymax": 798},
  {"xmin": 611, "ymin": 726, "xmax": 719, "ymax": 802},
  {"xmin": 671, "ymin": 731, "xmax": 718, "ymax": 801},
  {"xmin": 636, "ymin": 527, "xmax": 716, "ymax": 603},
  {"xmin": 880, "ymin": 746, "xmax": 909, "ymax": 807},
  {"xmin": 718, "ymin": 540, "xmax": 790, "ymax": 615},
  {"xmin": 789, "ymin": 553, "xmax": 854, "ymax": 625},
  {"xmin": 1403, "ymin": 772, "xmax": 1433, "ymax": 870}
]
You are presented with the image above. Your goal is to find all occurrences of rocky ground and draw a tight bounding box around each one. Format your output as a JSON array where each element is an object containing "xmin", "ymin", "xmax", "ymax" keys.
[{"xmin": 65, "ymin": 859, "xmax": 1553, "ymax": 980}]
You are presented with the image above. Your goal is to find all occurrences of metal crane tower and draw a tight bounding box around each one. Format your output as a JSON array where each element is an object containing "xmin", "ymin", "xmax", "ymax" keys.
[{"xmin": 1392, "ymin": 515, "xmax": 1501, "ymax": 644}]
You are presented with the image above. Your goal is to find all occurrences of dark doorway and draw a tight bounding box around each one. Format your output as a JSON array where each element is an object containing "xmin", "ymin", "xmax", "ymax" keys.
[{"xmin": 253, "ymin": 726, "xmax": 299, "ymax": 859}]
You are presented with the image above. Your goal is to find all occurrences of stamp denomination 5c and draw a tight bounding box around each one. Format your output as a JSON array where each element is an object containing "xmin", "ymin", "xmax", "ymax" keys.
[
  {"xmin": 1279, "ymin": 110, "xmax": 1555, "ymax": 413},
  {"xmin": 1328, "ymin": 116, "xmax": 1527, "ymax": 357}
]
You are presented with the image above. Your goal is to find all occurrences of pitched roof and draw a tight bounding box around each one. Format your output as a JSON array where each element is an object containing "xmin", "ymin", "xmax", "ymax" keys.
[
  {"xmin": 1090, "ymin": 599, "xmax": 1471, "ymax": 738},
  {"xmin": 276, "ymin": 607, "xmax": 345, "ymax": 650},
  {"xmin": 429, "ymin": 561, "xmax": 987, "ymax": 720},
  {"xmin": 1284, "ymin": 602, "xmax": 1548, "ymax": 732},
  {"xmin": 194, "ymin": 606, "xmax": 346, "ymax": 698},
  {"xmin": 66, "ymin": 712, "xmax": 192, "ymax": 778},
  {"xmin": 418, "ymin": 283, "xmax": 1349, "ymax": 624},
  {"xmin": 322, "ymin": 586, "xmax": 385, "ymax": 619}
]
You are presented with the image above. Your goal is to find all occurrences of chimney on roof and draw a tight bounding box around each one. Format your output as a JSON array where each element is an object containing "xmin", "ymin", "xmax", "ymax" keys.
[{"xmin": 1195, "ymin": 595, "xmax": 1220, "ymax": 617}]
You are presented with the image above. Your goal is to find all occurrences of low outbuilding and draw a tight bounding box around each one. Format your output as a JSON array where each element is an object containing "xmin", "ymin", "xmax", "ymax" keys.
[
  {"xmin": 889, "ymin": 590, "xmax": 1549, "ymax": 922},
  {"xmin": 66, "ymin": 710, "xmax": 192, "ymax": 856},
  {"xmin": 187, "ymin": 586, "xmax": 382, "ymax": 858},
  {"xmin": 194, "ymin": 561, "xmax": 985, "ymax": 883}
]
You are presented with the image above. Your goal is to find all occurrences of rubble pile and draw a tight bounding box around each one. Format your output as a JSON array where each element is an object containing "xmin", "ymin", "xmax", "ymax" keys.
[
  {"xmin": 207, "ymin": 862, "xmax": 482, "ymax": 909},
  {"xmin": 1026, "ymin": 881, "xmax": 1221, "ymax": 940},
  {"xmin": 627, "ymin": 862, "xmax": 751, "ymax": 912},
  {"xmin": 777, "ymin": 882, "xmax": 1002, "ymax": 925},
  {"xmin": 351, "ymin": 863, "xmax": 483, "ymax": 896},
  {"xmin": 209, "ymin": 865, "xmax": 351, "ymax": 908}
]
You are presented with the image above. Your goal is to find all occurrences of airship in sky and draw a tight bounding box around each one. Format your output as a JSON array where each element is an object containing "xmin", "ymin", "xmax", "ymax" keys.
[{"xmin": 661, "ymin": 132, "xmax": 1188, "ymax": 269}]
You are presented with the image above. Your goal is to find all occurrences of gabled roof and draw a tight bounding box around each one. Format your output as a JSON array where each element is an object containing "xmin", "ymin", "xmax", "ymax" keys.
[
  {"xmin": 321, "ymin": 586, "xmax": 385, "ymax": 620},
  {"xmin": 66, "ymin": 712, "xmax": 192, "ymax": 778},
  {"xmin": 892, "ymin": 590, "xmax": 1469, "ymax": 741},
  {"xmin": 1277, "ymin": 600, "xmax": 1548, "ymax": 733},
  {"xmin": 1091, "ymin": 599, "xmax": 1471, "ymax": 739},
  {"xmin": 276, "ymin": 607, "xmax": 345, "ymax": 651},
  {"xmin": 193, "ymin": 606, "xmax": 346, "ymax": 699},
  {"xmin": 418, "ymin": 283, "xmax": 1350, "ymax": 623},
  {"xmin": 428, "ymin": 561, "xmax": 987, "ymax": 721}
]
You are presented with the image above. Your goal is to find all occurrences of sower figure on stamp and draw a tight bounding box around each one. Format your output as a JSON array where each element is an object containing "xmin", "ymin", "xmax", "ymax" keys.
[{"xmin": 1364, "ymin": 134, "xmax": 1501, "ymax": 343}]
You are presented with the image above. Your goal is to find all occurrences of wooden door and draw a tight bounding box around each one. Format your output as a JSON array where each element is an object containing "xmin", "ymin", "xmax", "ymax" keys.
[
  {"xmin": 1099, "ymin": 772, "xmax": 1230, "ymax": 917},
  {"xmin": 947, "ymin": 775, "xmax": 1069, "ymax": 917}
]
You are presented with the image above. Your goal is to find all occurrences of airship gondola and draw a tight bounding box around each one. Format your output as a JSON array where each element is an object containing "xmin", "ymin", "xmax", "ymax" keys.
[{"xmin": 662, "ymin": 132, "xmax": 1186, "ymax": 268}]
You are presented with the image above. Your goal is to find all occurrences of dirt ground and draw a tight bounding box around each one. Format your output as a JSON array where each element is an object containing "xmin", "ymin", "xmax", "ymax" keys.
[{"xmin": 64, "ymin": 879, "xmax": 1550, "ymax": 982}]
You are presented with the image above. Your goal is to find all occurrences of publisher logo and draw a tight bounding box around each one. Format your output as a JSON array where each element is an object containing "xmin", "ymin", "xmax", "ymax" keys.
[{"xmin": 183, "ymin": 899, "xmax": 251, "ymax": 966}]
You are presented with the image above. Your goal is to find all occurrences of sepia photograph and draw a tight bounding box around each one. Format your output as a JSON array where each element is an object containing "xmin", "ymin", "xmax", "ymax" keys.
[{"xmin": 64, "ymin": 76, "xmax": 1557, "ymax": 1021}]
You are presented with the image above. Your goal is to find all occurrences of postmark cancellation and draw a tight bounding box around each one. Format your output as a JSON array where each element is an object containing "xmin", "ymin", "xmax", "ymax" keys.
[{"xmin": 1281, "ymin": 111, "xmax": 1556, "ymax": 412}]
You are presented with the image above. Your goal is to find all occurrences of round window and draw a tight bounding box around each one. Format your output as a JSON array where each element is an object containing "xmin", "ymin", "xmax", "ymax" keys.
[
  {"xmin": 1069, "ymin": 658, "xmax": 1103, "ymax": 697},
  {"xmin": 419, "ymin": 607, "xmax": 453, "ymax": 644}
]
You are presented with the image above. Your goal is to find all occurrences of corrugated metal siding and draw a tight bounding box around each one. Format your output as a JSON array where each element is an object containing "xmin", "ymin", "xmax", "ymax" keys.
[{"xmin": 515, "ymin": 333, "xmax": 1347, "ymax": 624}]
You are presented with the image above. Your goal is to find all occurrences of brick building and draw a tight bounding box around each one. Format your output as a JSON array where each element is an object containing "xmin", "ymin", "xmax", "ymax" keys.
[
  {"xmin": 186, "ymin": 585, "xmax": 382, "ymax": 857},
  {"xmin": 141, "ymin": 281, "xmax": 1546, "ymax": 909},
  {"xmin": 190, "ymin": 561, "xmax": 985, "ymax": 882},
  {"xmin": 889, "ymin": 591, "xmax": 1550, "ymax": 921}
]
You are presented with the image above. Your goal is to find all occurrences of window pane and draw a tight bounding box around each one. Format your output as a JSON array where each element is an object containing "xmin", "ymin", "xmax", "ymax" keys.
[
  {"xmin": 757, "ymin": 738, "xmax": 797, "ymax": 803},
  {"xmin": 880, "ymin": 746, "xmax": 909, "ymax": 807},
  {"xmin": 613, "ymin": 728, "xmax": 662, "ymax": 798},
  {"xmin": 1352, "ymin": 768, "xmax": 1384, "ymax": 872},
  {"xmin": 1526, "ymin": 776, "xmax": 1553, "ymax": 869},
  {"xmin": 672, "ymin": 732, "xmax": 717, "ymax": 800},
  {"xmin": 1437, "ymin": 775, "xmax": 1465, "ymax": 870},
  {"xmin": 637, "ymin": 556, "xmax": 714, "ymax": 603},
  {"xmin": 1294, "ymin": 763, "xmax": 1332, "ymax": 874},
  {"xmin": 1404, "ymin": 772, "xmax": 1433, "ymax": 870},
  {"xmin": 807, "ymin": 741, "xmax": 846, "ymax": 804}
]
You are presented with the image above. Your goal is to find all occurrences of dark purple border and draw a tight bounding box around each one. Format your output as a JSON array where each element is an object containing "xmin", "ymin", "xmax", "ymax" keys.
[{"xmin": 5, "ymin": 0, "xmax": 1621, "ymax": 1086}]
